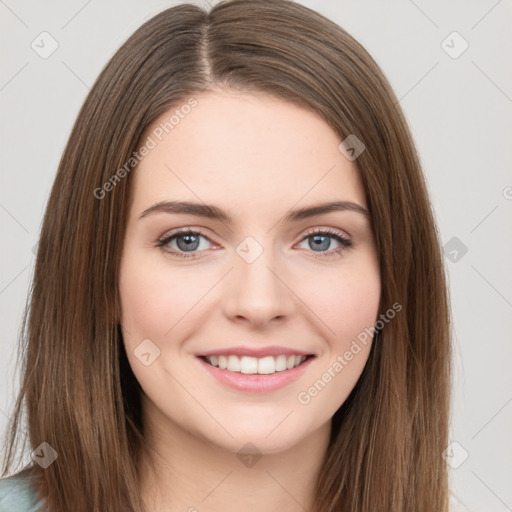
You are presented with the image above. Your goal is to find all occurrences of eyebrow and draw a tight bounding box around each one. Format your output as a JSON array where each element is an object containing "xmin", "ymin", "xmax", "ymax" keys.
[{"xmin": 138, "ymin": 200, "xmax": 370, "ymax": 223}]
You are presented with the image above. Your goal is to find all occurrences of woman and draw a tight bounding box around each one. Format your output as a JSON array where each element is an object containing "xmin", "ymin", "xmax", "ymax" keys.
[{"xmin": 0, "ymin": 0, "xmax": 451, "ymax": 511}]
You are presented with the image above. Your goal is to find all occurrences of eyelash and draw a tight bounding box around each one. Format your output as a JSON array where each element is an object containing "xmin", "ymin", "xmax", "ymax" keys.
[{"xmin": 156, "ymin": 227, "xmax": 352, "ymax": 260}]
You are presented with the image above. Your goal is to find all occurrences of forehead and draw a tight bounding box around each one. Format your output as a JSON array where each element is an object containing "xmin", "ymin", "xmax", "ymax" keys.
[{"xmin": 131, "ymin": 90, "xmax": 366, "ymax": 219}]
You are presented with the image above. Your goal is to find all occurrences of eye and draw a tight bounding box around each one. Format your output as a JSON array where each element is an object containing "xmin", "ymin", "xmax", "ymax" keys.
[
  {"xmin": 296, "ymin": 228, "xmax": 352, "ymax": 258},
  {"xmin": 156, "ymin": 228, "xmax": 216, "ymax": 259},
  {"xmin": 156, "ymin": 227, "xmax": 352, "ymax": 260}
]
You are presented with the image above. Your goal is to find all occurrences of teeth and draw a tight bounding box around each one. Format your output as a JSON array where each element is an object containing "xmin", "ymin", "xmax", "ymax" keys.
[
  {"xmin": 258, "ymin": 356, "xmax": 275, "ymax": 375},
  {"xmin": 204, "ymin": 354, "xmax": 308, "ymax": 374},
  {"xmin": 240, "ymin": 356, "xmax": 258, "ymax": 374},
  {"xmin": 275, "ymin": 355, "xmax": 287, "ymax": 371}
]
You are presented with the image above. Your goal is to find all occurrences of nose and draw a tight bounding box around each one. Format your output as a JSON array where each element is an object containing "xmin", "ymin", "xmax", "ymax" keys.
[{"xmin": 222, "ymin": 246, "xmax": 296, "ymax": 328}]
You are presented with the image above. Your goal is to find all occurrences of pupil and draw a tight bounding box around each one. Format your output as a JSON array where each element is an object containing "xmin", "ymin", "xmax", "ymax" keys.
[
  {"xmin": 177, "ymin": 234, "xmax": 199, "ymax": 251},
  {"xmin": 311, "ymin": 234, "xmax": 329, "ymax": 251}
]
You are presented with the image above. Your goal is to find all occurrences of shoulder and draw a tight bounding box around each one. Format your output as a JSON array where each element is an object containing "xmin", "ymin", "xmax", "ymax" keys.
[{"xmin": 0, "ymin": 471, "xmax": 45, "ymax": 512}]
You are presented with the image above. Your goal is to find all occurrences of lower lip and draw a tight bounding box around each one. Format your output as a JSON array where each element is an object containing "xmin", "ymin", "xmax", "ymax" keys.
[{"xmin": 196, "ymin": 356, "xmax": 315, "ymax": 393}]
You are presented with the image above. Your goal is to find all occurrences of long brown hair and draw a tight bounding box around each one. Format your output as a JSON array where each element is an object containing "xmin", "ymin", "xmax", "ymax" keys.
[{"xmin": 1, "ymin": 1, "xmax": 451, "ymax": 510}]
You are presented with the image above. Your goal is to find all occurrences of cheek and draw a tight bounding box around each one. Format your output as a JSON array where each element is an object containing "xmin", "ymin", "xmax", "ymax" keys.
[
  {"xmin": 119, "ymin": 254, "xmax": 197, "ymax": 341},
  {"xmin": 295, "ymin": 268, "xmax": 380, "ymax": 413},
  {"xmin": 304, "ymin": 261, "xmax": 381, "ymax": 347}
]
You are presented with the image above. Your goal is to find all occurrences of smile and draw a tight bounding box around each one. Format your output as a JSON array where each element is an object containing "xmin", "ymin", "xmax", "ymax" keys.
[
  {"xmin": 201, "ymin": 354, "xmax": 311, "ymax": 375},
  {"xmin": 196, "ymin": 353, "xmax": 316, "ymax": 393}
]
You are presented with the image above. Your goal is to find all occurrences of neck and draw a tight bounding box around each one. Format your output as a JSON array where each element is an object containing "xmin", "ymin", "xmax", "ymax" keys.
[{"xmin": 137, "ymin": 397, "xmax": 331, "ymax": 512}]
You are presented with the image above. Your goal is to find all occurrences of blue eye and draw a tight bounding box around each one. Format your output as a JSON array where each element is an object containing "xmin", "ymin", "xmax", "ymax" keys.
[
  {"xmin": 298, "ymin": 228, "xmax": 352, "ymax": 258},
  {"xmin": 156, "ymin": 227, "xmax": 352, "ymax": 259},
  {"xmin": 156, "ymin": 229, "xmax": 213, "ymax": 259}
]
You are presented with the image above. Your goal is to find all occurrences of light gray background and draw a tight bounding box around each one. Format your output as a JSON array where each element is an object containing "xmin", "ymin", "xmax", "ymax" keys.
[{"xmin": 1, "ymin": 1, "xmax": 511, "ymax": 510}]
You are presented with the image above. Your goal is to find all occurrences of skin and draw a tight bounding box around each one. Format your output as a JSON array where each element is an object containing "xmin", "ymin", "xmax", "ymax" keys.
[{"xmin": 119, "ymin": 88, "xmax": 381, "ymax": 512}]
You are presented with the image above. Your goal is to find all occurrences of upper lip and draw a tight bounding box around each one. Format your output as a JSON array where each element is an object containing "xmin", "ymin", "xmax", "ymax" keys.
[{"xmin": 196, "ymin": 345, "xmax": 314, "ymax": 358}]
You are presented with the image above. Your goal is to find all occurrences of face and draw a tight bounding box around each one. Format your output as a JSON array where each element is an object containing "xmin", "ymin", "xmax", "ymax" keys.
[{"xmin": 119, "ymin": 89, "xmax": 381, "ymax": 455}]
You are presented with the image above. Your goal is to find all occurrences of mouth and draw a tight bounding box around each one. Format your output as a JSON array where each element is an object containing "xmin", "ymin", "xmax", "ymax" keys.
[
  {"xmin": 197, "ymin": 354, "xmax": 315, "ymax": 375},
  {"xmin": 195, "ymin": 353, "xmax": 316, "ymax": 393}
]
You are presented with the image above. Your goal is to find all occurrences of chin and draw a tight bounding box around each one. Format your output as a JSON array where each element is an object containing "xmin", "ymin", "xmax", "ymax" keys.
[{"xmin": 202, "ymin": 416, "xmax": 313, "ymax": 456}]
